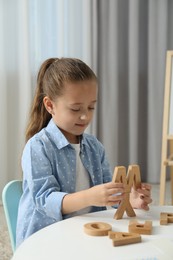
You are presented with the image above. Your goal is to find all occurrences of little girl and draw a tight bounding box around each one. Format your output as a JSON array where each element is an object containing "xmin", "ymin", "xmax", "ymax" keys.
[{"xmin": 16, "ymin": 58, "xmax": 152, "ymax": 247}]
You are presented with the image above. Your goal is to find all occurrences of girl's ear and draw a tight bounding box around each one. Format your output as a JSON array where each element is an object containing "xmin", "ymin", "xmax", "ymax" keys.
[{"xmin": 43, "ymin": 96, "xmax": 54, "ymax": 115}]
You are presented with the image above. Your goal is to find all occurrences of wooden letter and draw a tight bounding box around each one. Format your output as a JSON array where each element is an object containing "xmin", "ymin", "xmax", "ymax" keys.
[
  {"xmin": 128, "ymin": 220, "xmax": 152, "ymax": 235},
  {"xmin": 108, "ymin": 231, "xmax": 141, "ymax": 246},
  {"xmin": 84, "ymin": 222, "xmax": 112, "ymax": 236},
  {"xmin": 160, "ymin": 212, "xmax": 173, "ymax": 225},
  {"xmin": 112, "ymin": 165, "xmax": 141, "ymax": 219}
]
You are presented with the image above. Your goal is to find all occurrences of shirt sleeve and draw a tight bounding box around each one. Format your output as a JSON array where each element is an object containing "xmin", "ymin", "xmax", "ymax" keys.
[
  {"xmin": 98, "ymin": 141, "xmax": 113, "ymax": 183},
  {"xmin": 21, "ymin": 138, "xmax": 67, "ymax": 221}
]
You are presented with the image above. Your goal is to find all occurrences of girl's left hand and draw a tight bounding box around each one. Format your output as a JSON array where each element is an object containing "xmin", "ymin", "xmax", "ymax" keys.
[{"xmin": 130, "ymin": 183, "xmax": 152, "ymax": 211}]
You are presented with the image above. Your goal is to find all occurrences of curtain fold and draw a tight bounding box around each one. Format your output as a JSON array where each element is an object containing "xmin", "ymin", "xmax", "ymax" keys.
[
  {"xmin": 0, "ymin": 0, "xmax": 32, "ymax": 195},
  {"xmin": 93, "ymin": 0, "xmax": 173, "ymax": 182}
]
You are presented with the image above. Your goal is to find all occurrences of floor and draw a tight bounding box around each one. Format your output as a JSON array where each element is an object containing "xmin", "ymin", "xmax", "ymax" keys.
[
  {"xmin": 0, "ymin": 181, "xmax": 172, "ymax": 260},
  {"xmin": 0, "ymin": 204, "xmax": 13, "ymax": 260}
]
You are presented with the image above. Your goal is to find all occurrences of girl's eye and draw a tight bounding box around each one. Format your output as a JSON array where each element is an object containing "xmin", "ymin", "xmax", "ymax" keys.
[
  {"xmin": 70, "ymin": 107, "xmax": 95, "ymax": 112},
  {"xmin": 71, "ymin": 108, "xmax": 80, "ymax": 112}
]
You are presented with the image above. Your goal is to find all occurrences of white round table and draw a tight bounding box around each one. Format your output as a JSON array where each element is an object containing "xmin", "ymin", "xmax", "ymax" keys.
[{"xmin": 12, "ymin": 206, "xmax": 173, "ymax": 260}]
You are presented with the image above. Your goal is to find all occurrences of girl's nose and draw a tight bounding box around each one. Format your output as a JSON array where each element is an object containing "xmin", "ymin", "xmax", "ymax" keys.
[{"xmin": 80, "ymin": 114, "xmax": 87, "ymax": 120}]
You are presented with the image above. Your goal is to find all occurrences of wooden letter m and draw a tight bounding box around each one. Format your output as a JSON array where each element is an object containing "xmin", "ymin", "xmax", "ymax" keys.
[{"xmin": 112, "ymin": 165, "xmax": 141, "ymax": 220}]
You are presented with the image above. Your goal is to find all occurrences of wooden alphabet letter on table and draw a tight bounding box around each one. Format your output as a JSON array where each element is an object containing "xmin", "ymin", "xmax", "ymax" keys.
[
  {"xmin": 112, "ymin": 165, "xmax": 141, "ymax": 220},
  {"xmin": 84, "ymin": 222, "xmax": 112, "ymax": 236},
  {"xmin": 128, "ymin": 220, "xmax": 152, "ymax": 235},
  {"xmin": 108, "ymin": 231, "xmax": 141, "ymax": 246},
  {"xmin": 160, "ymin": 212, "xmax": 173, "ymax": 225}
]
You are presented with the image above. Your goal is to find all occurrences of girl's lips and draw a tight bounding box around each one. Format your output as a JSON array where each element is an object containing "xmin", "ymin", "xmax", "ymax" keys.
[{"xmin": 75, "ymin": 123, "xmax": 87, "ymax": 127}]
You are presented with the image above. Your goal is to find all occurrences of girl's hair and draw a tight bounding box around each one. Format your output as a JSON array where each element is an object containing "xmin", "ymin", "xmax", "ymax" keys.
[{"xmin": 25, "ymin": 57, "xmax": 97, "ymax": 142}]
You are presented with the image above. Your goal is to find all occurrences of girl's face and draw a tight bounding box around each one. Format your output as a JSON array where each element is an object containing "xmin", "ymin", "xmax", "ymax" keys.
[{"xmin": 44, "ymin": 80, "xmax": 98, "ymax": 143}]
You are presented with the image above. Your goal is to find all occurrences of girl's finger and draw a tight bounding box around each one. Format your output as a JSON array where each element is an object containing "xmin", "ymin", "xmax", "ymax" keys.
[
  {"xmin": 109, "ymin": 193, "xmax": 124, "ymax": 202},
  {"xmin": 140, "ymin": 195, "xmax": 152, "ymax": 204},
  {"xmin": 141, "ymin": 203, "xmax": 149, "ymax": 211},
  {"xmin": 108, "ymin": 188, "xmax": 125, "ymax": 196},
  {"xmin": 141, "ymin": 183, "xmax": 152, "ymax": 191},
  {"xmin": 137, "ymin": 188, "xmax": 151, "ymax": 197}
]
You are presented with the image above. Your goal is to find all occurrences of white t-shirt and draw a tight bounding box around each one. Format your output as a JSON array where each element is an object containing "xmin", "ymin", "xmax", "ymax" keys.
[{"xmin": 71, "ymin": 143, "xmax": 92, "ymax": 216}]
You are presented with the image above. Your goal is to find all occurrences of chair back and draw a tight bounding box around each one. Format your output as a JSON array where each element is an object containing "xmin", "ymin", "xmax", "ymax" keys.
[{"xmin": 2, "ymin": 180, "xmax": 23, "ymax": 252}]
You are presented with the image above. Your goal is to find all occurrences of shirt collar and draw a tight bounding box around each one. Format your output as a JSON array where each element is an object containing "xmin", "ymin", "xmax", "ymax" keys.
[
  {"xmin": 45, "ymin": 118, "xmax": 90, "ymax": 150},
  {"xmin": 45, "ymin": 119, "xmax": 69, "ymax": 149}
]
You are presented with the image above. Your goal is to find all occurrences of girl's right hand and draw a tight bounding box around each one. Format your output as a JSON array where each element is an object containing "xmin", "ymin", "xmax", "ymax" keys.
[{"xmin": 86, "ymin": 182, "xmax": 125, "ymax": 207}]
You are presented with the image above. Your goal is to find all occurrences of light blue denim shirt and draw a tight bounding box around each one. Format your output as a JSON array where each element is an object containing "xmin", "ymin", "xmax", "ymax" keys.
[{"xmin": 16, "ymin": 119, "xmax": 112, "ymax": 247}]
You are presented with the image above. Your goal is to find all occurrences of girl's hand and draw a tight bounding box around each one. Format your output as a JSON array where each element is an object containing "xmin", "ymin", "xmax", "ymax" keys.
[
  {"xmin": 130, "ymin": 183, "xmax": 152, "ymax": 210},
  {"xmin": 62, "ymin": 182, "xmax": 125, "ymax": 214},
  {"xmin": 87, "ymin": 182, "xmax": 125, "ymax": 207}
]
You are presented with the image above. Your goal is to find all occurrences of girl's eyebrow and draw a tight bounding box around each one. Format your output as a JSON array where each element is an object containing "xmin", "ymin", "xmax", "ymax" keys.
[{"xmin": 70, "ymin": 100, "xmax": 97, "ymax": 106}]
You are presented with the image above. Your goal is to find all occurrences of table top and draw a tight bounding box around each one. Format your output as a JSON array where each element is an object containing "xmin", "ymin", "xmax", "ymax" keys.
[{"xmin": 12, "ymin": 206, "xmax": 173, "ymax": 260}]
